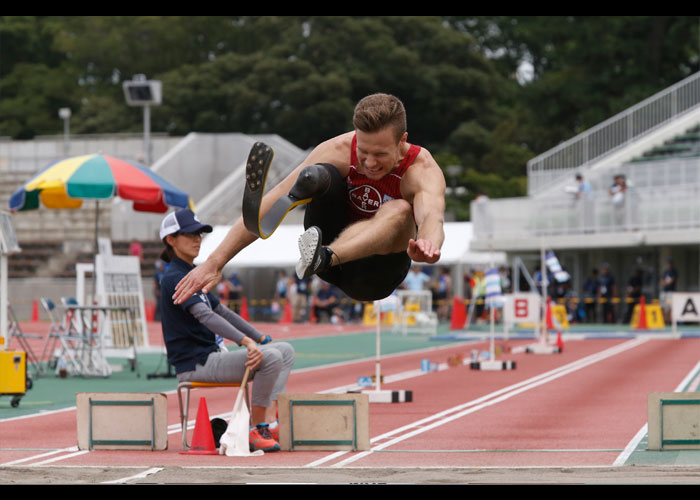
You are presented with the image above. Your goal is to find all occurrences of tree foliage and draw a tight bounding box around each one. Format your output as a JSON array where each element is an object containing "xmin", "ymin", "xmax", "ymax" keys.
[{"xmin": 1, "ymin": 16, "xmax": 698, "ymax": 218}]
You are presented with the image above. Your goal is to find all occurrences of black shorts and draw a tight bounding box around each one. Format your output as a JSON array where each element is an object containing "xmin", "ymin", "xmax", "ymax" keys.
[{"xmin": 303, "ymin": 164, "xmax": 411, "ymax": 302}]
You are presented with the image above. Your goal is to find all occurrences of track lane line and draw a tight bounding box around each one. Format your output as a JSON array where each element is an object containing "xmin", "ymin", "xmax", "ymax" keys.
[
  {"xmin": 101, "ymin": 467, "xmax": 164, "ymax": 484},
  {"xmin": 613, "ymin": 358, "xmax": 700, "ymax": 466},
  {"xmin": 305, "ymin": 337, "xmax": 649, "ymax": 467},
  {"xmin": 2, "ymin": 337, "xmax": 647, "ymax": 467},
  {"xmin": 1, "ymin": 446, "xmax": 80, "ymax": 466}
]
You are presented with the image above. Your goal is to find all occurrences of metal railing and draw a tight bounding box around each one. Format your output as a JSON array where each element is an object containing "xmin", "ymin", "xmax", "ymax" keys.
[
  {"xmin": 527, "ymin": 71, "xmax": 700, "ymax": 195},
  {"xmin": 0, "ymin": 133, "xmax": 181, "ymax": 172},
  {"xmin": 473, "ymin": 157, "xmax": 700, "ymax": 240},
  {"xmin": 194, "ymin": 136, "xmax": 309, "ymax": 226}
]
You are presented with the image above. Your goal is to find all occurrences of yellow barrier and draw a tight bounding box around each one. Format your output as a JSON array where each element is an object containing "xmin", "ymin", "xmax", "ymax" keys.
[
  {"xmin": 550, "ymin": 304, "xmax": 570, "ymax": 329},
  {"xmin": 630, "ymin": 303, "xmax": 665, "ymax": 329},
  {"xmin": 362, "ymin": 303, "xmax": 395, "ymax": 325}
]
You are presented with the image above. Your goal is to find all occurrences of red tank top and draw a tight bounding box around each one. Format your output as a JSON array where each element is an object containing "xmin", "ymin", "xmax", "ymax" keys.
[{"xmin": 346, "ymin": 134, "xmax": 421, "ymax": 221}]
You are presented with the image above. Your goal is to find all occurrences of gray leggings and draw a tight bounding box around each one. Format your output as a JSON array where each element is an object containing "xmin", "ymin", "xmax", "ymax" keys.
[{"xmin": 177, "ymin": 342, "xmax": 295, "ymax": 408}]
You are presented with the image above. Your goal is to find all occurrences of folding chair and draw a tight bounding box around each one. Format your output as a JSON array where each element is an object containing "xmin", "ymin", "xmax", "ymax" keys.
[
  {"xmin": 38, "ymin": 298, "xmax": 83, "ymax": 376},
  {"xmin": 7, "ymin": 303, "xmax": 43, "ymax": 377},
  {"xmin": 61, "ymin": 296, "xmax": 114, "ymax": 377},
  {"xmin": 177, "ymin": 381, "xmax": 251, "ymax": 451}
]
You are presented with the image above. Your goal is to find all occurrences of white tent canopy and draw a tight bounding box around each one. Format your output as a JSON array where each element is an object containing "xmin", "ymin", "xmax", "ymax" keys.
[{"xmin": 195, "ymin": 222, "xmax": 505, "ymax": 273}]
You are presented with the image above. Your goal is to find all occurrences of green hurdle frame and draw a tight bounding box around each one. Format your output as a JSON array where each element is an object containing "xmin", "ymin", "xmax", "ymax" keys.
[
  {"xmin": 88, "ymin": 397, "xmax": 155, "ymax": 450},
  {"xmin": 659, "ymin": 398, "xmax": 700, "ymax": 450},
  {"xmin": 289, "ymin": 399, "xmax": 357, "ymax": 451}
]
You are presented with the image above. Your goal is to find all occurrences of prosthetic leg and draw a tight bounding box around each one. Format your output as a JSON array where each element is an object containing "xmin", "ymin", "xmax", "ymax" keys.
[{"xmin": 242, "ymin": 142, "xmax": 330, "ymax": 239}]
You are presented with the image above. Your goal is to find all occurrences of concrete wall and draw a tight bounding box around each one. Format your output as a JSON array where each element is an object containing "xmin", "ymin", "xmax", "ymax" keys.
[{"xmin": 110, "ymin": 133, "xmax": 307, "ymax": 240}]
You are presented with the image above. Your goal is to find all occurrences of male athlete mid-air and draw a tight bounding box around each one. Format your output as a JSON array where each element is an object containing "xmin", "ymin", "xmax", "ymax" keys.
[{"xmin": 173, "ymin": 93, "xmax": 446, "ymax": 305}]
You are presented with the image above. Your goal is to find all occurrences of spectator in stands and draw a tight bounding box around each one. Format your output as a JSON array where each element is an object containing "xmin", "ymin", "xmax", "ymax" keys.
[
  {"xmin": 498, "ymin": 266, "xmax": 512, "ymax": 294},
  {"xmin": 598, "ymin": 263, "xmax": 617, "ymax": 323},
  {"xmin": 216, "ymin": 279, "xmax": 230, "ymax": 308},
  {"xmin": 129, "ymin": 238, "xmax": 143, "ymax": 262},
  {"xmin": 292, "ymin": 275, "xmax": 311, "ymax": 322},
  {"xmin": 610, "ymin": 174, "xmax": 635, "ymax": 228},
  {"xmin": 274, "ymin": 271, "xmax": 288, "ymax": 301},
  {"xmin": 313, "ymin": 282, "xmax": 341, "ymax": 323},
  {"xmin": 272, "ymin": 270, "xmax": 289, "ymax": 320},
  {"xmin": 227, "ymin": 272, "xmax": 244, "ymax": 313},
  {"xmin": 533, "ymin": 265, "xmax": 553, "ymax": 297},
  {"xmin": 402, "ymin": 265, "xmax": 431, "ymax": 291},
  {"xmin": 574, "ymin": 173, "xmax": 594, "ymax": 231},
  {"xmin": 432, "ymin": 267, "xmax": 452, "ymax": 321},
  {"xmin": 463, "ymin": 269, "xmax": 474, "ymax": 301},
  {"xmin": 471, "ymin": 269, "xmax": 486, "ymax": 322},
  {"xmin": 660, "ymin": 258, "xmax": 678, "ymax": 322},
  {"xmin": 582, "ymin": 268, "xmax": 599, "ymax": 323},
  {"xmin": 623, "ymin": 268, "xmax": 644, "ymax": 323},
  {"xmin": 565, "ymin": 292, "xmax": 584, "ymax": 324},
  {"xmin": 553, "ymin": 273, "xmax": 570, "ymax": 302}
]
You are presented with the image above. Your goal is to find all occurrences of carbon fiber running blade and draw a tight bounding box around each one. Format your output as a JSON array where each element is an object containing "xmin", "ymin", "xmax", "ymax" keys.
[
  {"xmin": 242, "ymin": 142, "xmax": 274, "ymax": 238},
  {"xmin": 259, "ymin": 195, "xmax": 312, "ymax": 238}
]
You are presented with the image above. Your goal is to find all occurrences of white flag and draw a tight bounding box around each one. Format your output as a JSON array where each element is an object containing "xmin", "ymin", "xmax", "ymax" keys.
[
  {"xmin": 545, "ymin": 251, "xmax": 570, "ymax": 283},
  {"xmin": 485, "ymin": 268, "xmax": 502, "ymax": 305}
]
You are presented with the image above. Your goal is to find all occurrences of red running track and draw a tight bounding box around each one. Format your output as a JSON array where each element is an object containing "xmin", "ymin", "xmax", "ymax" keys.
[{"xmin": 2, "ymin": 330, "xmax": 699, "ymax": 471}]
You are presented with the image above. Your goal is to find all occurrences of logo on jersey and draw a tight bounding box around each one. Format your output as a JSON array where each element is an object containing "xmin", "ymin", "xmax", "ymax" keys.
[
  {"xmin": 349, "ymin": 185, "xmax": 382, "ymax": 213},
  {"xmin": 195, "ymin": 291, "xmax": 212, "ymax": 309}
]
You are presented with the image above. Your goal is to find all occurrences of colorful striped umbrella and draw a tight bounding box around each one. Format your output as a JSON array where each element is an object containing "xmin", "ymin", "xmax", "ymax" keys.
[{"xmin": 9, "ymin": 153, "xmax": 193, "ymax": 214}]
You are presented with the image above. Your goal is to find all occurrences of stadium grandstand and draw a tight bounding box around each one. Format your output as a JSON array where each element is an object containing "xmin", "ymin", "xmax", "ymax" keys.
[{"xmin": 470, "ymin": 70, "xmax": 700, "ymax": 313}]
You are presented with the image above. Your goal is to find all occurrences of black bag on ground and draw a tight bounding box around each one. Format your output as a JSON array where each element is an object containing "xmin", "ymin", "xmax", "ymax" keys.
[{"xmin": 211, "ymin": 418, "xmax": 228, "ymax": 448}]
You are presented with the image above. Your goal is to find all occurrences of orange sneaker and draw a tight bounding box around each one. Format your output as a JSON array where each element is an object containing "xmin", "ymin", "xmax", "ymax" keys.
[
  {"xmin": 249, "ymin": 424, "xmax": 280, "ymax": 452},
  {"xmin": 268, "ymin": 422, "xmax": 279, "ymax": 442}
]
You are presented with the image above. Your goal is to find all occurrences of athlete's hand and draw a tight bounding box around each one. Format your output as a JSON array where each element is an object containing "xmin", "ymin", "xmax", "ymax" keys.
[
  {"xmin": 407, "ymin": 238, "xmax": 441, "ymax": 264},
  {"xmin": 173, "ymin": 259, "xmax": 222, "ymax": 305},
  {"xmin": 241, "ymin": 337, "xmax": 263, "ymax": 371}
]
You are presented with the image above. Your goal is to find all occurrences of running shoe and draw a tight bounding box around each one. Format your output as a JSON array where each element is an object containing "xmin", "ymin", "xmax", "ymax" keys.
[
  {"xmin": 296, "ymin": 226, "xmax": 330, "ymax": 279},
  {"xmin": 268, "ymin": 422, "xmax": 279, "ymax": 442},
  {"xmin": 249, "ymin": 423, "xmax": 280, "ymax": 452}
]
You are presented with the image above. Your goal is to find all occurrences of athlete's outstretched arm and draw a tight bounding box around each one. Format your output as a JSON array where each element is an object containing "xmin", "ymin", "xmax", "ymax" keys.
[
  {"xmin": 403, "ymin": 155, "xmax": 446, "ymax": 264},
  {"xmin": 173, "ymin": 134, "xmax": 352, "ymax": 304}
]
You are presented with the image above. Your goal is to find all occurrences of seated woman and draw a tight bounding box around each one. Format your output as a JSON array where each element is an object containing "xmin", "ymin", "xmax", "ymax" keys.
[{"xmin": 158, "ymin": 208, "xmax": 295, "ymax": 452}]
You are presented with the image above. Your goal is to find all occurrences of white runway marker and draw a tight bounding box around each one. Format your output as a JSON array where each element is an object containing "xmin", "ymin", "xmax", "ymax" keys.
[{"xmin": 305, "ymin": 338, "xmax": 649, "ymax": 467}]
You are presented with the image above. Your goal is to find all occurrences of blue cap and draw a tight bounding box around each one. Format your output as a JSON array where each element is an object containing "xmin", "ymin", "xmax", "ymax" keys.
[{"xmin": 160, "ymin": 208, "xmax": 212, "ymax": 240}]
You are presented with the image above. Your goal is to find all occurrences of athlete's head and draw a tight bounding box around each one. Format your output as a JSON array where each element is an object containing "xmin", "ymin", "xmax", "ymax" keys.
[
  {"xmin": 352, "ymin": 94, "xmax": 409, "ymax": 180},
  {"xmin": 353, "ymin": 93, "xmax": 407, "ymax": 144}
]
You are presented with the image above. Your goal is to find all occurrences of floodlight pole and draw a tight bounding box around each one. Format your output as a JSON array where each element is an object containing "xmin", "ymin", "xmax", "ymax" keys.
[
  {"xmin": 143, "ymin": 105, "xmax": 151, "ymax": 166},
  {"xmin": 58, "ymin": 108, "xmax": 71, "ymax": 157},
  {"xmin": 123, "ymin": 74, "xmax": 161, "ymax": 167}
]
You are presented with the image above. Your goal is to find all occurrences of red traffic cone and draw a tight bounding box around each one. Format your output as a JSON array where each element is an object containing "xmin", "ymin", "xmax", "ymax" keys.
[
  {"xmin": 637, "ymin": 296, "xmax": 648, "ymax": 330},
  {"xmin": 145, "ymin": 299, "xmax": 155, "ymax": 322},
  {"xmin": 309, "ymin": 296, "xmax": 318, "ymax": 323},
  {"xmin": 180, "ymin": 397, "xmax": 219, "ymax": 455},
  {"xmin": 546, "ymin": 297, "xmax": 556, "ymax": 331},
  {"xmin": 240, "ymin": 296, "xmax": 250, "ymax": 321},
  {"xmin": 31, "ymin": 299, "xmax": 40, "ymax": 322},
  {"xmin": 279, "ymin": 300, "xmax": 292, "ymax": 324},
  {"xmin": 449, "ymin": 297, "xmax": 466, "ymax": 330},
  {"xmin": 556, "ymin": 331, "xmax": 564, "ymax": 352}
]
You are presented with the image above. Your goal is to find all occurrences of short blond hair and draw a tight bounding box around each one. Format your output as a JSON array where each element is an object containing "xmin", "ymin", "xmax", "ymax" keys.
[{"xmin": 352, "ymin": 93, "xmax": 407, "ymax": 143}]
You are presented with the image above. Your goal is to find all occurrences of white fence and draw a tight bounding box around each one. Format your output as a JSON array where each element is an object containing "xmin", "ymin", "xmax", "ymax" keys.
[
  {"xmin": 527, "ymin": 71, "xmax": 700, "ymax": 195},
  {"xmin": 0, "ymin": 133, "xmax": 181, "ymax": 172},
  {"xmin": 474, "ymin": 157, "xmax": 700, "ymax": 239}
]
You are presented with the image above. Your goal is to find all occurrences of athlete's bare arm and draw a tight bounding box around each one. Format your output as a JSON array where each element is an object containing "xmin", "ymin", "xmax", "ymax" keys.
[
  {"xmin": 401, "ymin": 149, "xmax": 446, "ymax": 264},
  {"xmin": 173, "ymin": 134, "xmax": 353, "ymax": 304}
]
